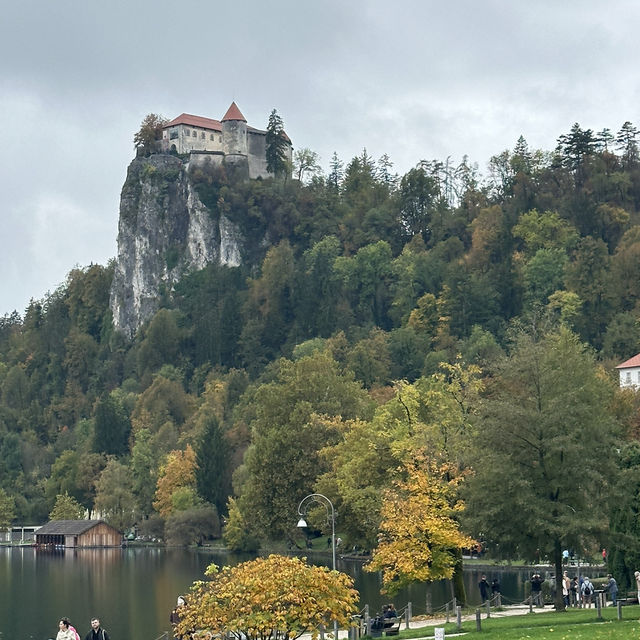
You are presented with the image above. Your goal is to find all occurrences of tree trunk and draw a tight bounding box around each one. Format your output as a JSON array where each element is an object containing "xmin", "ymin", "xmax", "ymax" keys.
[
  {"xmin": 554, "ymin": 538, "xmax": 565, "ymax": 611},
  {"xmin": 452, "ymin": 550, "xmax": 467, "ymax": 605}
]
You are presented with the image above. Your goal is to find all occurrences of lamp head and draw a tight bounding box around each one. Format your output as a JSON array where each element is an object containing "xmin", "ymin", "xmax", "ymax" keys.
[{"xmin": 297, "ymin": 517, "xmax": 307, "ymax": 528}]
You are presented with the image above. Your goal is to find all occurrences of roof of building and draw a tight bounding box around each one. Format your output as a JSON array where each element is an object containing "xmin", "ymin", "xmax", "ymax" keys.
[
  {"xmin": 163, "ymin": 113, "xmax": 222, "ymax": 132},
  {"xmin": 35, "ymin": 519, "xmax": 116, "ymax": 535},
  {"xmin": 221, "ymin": 101, "xmax": 247, "ymax": 122},
  {"xmin": 616, "ymin": 353, "xmax": 640, "ymax": 369}
]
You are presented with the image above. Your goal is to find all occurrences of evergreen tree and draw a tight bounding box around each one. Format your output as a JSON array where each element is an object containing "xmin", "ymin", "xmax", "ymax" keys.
[
  {"xmin": 93, "ymin": 393, "xmax": 131, "ymax": 456},
  {"xmin": 265, "ymin": 109, "xmax": 288, "ymax": 177},
  {"xmin": 195, "ymin": 414, "xmax": 229, "ymax": 516}
]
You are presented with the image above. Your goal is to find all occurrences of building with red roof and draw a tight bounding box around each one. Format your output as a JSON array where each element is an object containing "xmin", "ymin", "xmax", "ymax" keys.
[
  {"xmin": 616, "ymin": 353, "xmax": 640, "ymax": 388},
  {"xmin": 161, "ymin": 102, "xmax": 291, "ymax": 179}
]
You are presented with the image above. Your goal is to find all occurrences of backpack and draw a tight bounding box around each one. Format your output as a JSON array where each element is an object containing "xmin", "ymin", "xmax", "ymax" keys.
[
  {"xmin": 68, "ymin": 626, "xmax": 81, "ymax": 640},
  {"xmin": 583, "ymin": 582, "xmax": 592, "ymax": 596}
]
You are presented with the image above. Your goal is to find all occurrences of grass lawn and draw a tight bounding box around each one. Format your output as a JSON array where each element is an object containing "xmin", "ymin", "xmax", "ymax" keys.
[{"xmin": 391, "ymin": 605, "xmax": 640, "ymax": 639}]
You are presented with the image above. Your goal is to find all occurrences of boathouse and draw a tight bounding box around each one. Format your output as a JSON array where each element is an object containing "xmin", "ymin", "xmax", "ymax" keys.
[{"xmin": 35, "ymin": 520, "xmax": 122, "ymax": 547}]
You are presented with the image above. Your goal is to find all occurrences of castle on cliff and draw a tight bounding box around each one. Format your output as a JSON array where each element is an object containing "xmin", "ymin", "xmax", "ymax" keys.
[{"xmin": 160, "ymin": 101, "xmax": 292, "ymax": 179}]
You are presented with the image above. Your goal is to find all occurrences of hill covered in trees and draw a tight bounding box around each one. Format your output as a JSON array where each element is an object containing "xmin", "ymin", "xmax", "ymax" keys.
[{"xmin": 1, "ymin": 121, "xmax": 640, "ymax": 591}]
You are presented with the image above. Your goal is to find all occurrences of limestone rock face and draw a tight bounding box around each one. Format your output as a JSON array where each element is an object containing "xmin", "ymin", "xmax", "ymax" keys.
[{"xmin": 110, "ymin": 155, "xmax": 242, "ymax": 338}]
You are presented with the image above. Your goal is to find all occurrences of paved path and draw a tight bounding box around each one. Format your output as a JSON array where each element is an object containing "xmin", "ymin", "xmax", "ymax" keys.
[{"xmin": 328, "ymin": 604, "xmax": 539, "ymax": 639}]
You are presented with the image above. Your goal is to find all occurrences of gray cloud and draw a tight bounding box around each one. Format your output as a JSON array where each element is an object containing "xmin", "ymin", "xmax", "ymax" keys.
[{"xmin": 2, "ymin": 0, "xmax": 640, "ymax": 314}]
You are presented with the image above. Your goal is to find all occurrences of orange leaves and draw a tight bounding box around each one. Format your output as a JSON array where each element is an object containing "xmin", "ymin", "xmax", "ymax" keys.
[{"xmin": 180, "ymin": 555, "xmax": 359, "ymax": 640}]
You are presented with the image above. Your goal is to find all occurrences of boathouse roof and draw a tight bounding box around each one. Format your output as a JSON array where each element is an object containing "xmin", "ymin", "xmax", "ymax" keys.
[{"xmin": 36, "ymin": 519, "xmax": 108, "ymax": 535}]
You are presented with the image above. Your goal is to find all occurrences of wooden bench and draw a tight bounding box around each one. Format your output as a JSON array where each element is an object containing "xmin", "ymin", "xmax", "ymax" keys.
[{"xmin": 382, "ymin": 618, "xmax": 400, "ymax": 636}]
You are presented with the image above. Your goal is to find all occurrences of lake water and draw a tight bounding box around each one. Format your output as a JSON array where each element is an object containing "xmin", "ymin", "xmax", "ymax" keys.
[{"xmin": 0, "ymin": 547, "xmax": 604, "ymax": 640}]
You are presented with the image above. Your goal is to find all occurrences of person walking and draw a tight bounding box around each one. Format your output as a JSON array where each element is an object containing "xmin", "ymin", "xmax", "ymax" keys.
[{"xmin": 84, "ymin": 618, "xmax": 110, "ymax": 640}]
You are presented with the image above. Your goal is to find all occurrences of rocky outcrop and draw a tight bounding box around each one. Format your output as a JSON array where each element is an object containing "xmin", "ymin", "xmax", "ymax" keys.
[{"xmin": 110, "ymin": 155, "xmax": 243, "ymax": 338}]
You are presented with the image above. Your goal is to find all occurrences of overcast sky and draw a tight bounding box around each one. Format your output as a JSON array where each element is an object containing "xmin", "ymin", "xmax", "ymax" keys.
[{"xmin": 2, "ymin": 0, "xmax": 640, "ymax": 316}]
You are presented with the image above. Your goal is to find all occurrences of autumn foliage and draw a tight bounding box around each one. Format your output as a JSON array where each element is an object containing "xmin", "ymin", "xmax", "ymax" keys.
[
  {"xmin": 178, "ymin": 554, "xmax": 359, "ymax": 640},
  {"xmin": 365, "ymin": 460, "xmax": 475, "ymax": 594}
]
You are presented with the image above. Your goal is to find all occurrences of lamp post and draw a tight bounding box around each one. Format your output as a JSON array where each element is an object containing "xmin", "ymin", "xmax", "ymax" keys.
[{"xmin": 297, "ymin": 493, "xmax": 338, "ymax": 638}]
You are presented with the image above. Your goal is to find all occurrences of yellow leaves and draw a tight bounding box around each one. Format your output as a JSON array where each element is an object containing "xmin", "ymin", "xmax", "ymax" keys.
[
  {"xmin": 153, "ymin": 444, "xmax": 198, "ymax": 518},
  {"xmin": 180, "ymin": 555, "xmax": 359, "ymax": 640},
  {"xmin": 366, "ymin": 461, "xmax": 476, "ymax": 594}
]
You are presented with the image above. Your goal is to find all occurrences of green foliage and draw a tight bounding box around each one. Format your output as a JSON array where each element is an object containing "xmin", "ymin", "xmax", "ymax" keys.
[
  {"xmin": 265, "ymin": 109, "xmax": 289, "ymax": 177},
  {"xmin": 464, "ymin": 327, "xmax": 621, "ymax": 608},
  {"xmin": 93, "ymin": 393, "xmax": 131, "ymax": 455},
  {"xmin": 195, "ymin": 414, "xmax": 229, "ymax": 516},
  {"xmin": 93, "ymin": 458, "xmax": 135, "ymax": 531},
  {"xmin": 223, "ymin": 497, "xmax": 260, "ymax": 552},
  {"xmin": 236, "ymin": 351, "xmax": 371, "ymax": 540},
  {"xmin": 4, "ymin": 116, "xmax": 640, "ymax": 551},
  {"xmin": 164, "ymin": 505, "xmax": 220, "ymax": 546},
  {"xmin": 49, "ymin": 492, "xmax": 84, "ymax": 520},
  {"xmin": 0, "ymin": 488, "xmax": 15, "ymax": 528}
]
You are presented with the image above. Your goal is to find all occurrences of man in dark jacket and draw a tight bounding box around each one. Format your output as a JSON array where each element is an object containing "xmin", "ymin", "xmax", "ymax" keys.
[
  {"xmin": 84, "ymin": 618, "xmax": 110, "ymax": 640},
  {"xmin": 479, "ymin": 575, "xmax": 490, "ymax": 602}
]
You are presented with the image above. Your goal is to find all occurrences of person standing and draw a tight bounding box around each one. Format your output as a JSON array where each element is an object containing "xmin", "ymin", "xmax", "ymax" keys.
[
  {"xmin": 606, "ymin": 574, "xmax": 618, "ymax": 606},
  {"xmin": 478, "ymin": 574, "xmax": 490, "ymax": 603},
  {"xmin": 562, "ymin": 571, "xmax": 571, "ymax": 607},
  {"xmin": 84, "ymin": 618, "xmax": 110, "ymax": 640},
  {"xmin": 581, "ymin": 576, "xmax": 594, "ymax": 607},
  {"xmin": 57, "ymin": 619, "xmax": 76, "ymax": 640},
  {"xmin": 530, "ymin": 573, "xmax": 544, "ymax": 607}
]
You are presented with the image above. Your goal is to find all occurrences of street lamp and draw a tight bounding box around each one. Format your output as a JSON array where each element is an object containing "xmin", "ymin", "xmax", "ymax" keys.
[
  {"xmin": 297, "ymin": 493, "xmax": 338, "ymax": 638},
  {"xmin": 297, "ymin": 493, "xmax": 336, "ymax": 571}
]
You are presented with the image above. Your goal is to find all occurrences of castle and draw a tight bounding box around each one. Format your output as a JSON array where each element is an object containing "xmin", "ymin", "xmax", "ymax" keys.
[{"xmin": 160, "ymin": 101, "xmax": 292, "ymax": 179}]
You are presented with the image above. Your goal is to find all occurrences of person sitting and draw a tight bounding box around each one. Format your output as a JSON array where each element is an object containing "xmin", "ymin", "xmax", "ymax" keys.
[{"xmin": 384, "ymin": 604, "xmax": 398, "ymax": 619}]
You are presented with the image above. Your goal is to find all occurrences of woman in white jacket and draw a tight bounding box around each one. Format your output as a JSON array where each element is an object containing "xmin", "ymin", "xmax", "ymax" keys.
[{"xmin": 56, "ymin": 618, "xmax": 76, "ymax": 640}]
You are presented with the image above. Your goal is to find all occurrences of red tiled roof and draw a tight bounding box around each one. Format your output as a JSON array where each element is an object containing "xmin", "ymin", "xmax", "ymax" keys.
[
  {"xmin": 616, "ymin": 353, "xmax": 640, "ymax": 369},
  {"xmin": 221, "ymin": 101, "xmax": 247, "ymax": 122},
  {"xmin": 163, "ymin": 113, "xmax": 222, "ymax": 132}
]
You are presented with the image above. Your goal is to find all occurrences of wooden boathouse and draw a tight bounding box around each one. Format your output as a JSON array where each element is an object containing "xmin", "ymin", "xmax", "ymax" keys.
[{"xmin": 35, "ymin": 520, "xmax": 122, "ymax": 547}]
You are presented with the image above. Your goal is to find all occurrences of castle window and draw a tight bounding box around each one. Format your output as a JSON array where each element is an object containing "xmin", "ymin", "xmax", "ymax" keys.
[
  {"xmin": 184, "ymin": 129, "xmax": 190, "ymax": 137},
  {"xmin": 219, "ymin": 136, "xmax": 222, "ymax": 142},
  {"xmin": 201, "ymin": 132, "xmax": 205, "ymax": 139},
  {"xmin": 169, "ymin": 129, "xmax": 178, "ymax": 140},
  {"xmin": 192, "ymin": 130, "xmax": 197, "ymax": 137},
  {"xmin": 210, "ymin": 134, "xmax": 214, "ymax": 141}
]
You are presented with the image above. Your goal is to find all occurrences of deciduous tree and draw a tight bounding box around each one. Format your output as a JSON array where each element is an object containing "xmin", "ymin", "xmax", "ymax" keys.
[
  {"xmin": 463, "ymin": 327, "xmax": 620, "ymax": 611},
  {"xmin": 0, "ymin": 488, "xmax": 15, "ymax": 528},
  {"xmin": 153, "ymin": 445, "xmax": 198, "ymax": 519},
  {"xmin": 134, "ymin": 113, "xmax": 168, "ymax": 155},
  {"xmin": 178, "ymin": 555, "xmax": 359, "ymax": 640},
  {"xmin": 49, "ymin": 492, "xmax": 83, "ymax": 520},
  {"xmin": 365, "ymin": 459, "xmax": 475, "ymax": 594}
]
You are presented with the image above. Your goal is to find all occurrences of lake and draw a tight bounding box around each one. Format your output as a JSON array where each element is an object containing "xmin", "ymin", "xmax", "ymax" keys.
[{"xmin": 0, "ymin": 547, "xmax": 604, "ymax": 640}]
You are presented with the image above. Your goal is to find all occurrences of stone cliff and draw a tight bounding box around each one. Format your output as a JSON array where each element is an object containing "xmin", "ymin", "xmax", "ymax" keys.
[{"xmin": 110, "ymin": 154, "xmax": 243, "ymax": 338}]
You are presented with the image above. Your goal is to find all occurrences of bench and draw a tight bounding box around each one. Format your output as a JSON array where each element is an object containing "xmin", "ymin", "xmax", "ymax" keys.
[
  {"xmin": 382, "ymin": 618, "xmax": 400, "ymax": 636},
  {"xmin": 367, "ymin": 617, "xmax": 400, "ymax": 637}
]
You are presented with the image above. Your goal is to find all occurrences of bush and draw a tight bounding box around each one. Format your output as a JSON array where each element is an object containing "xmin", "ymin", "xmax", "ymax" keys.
[{"xmin": 164, "ymin": 505, "xmax": 220, "ymax": 546}]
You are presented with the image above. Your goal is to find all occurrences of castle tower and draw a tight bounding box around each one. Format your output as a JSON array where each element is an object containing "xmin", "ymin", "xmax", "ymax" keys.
[{"xmin": 221, "ymin": 101, "xmax": 248, "ymax": 160}]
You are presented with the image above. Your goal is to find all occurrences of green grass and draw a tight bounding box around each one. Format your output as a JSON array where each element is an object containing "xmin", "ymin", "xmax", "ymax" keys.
[{"xmin": 389, "ymin": 606, "xmax": 640, "ymax": 639}]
